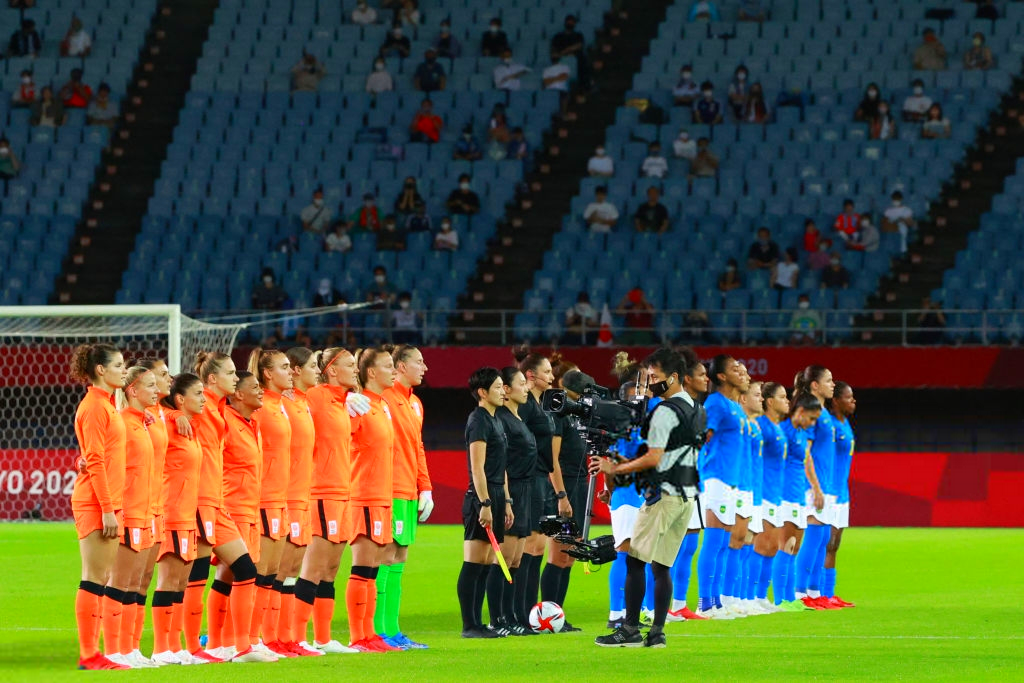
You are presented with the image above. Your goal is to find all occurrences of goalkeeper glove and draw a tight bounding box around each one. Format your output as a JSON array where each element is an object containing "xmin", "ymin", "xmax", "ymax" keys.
[
  {"xmin": 417, "ymin": 491, "xmax": 434, "ymax": 522},
  {"xmin": 346, "ymin": 392, "xmax": 372, "ymax": 417}
]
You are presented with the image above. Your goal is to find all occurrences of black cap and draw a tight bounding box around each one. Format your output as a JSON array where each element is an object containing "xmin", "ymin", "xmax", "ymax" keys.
[{"xmin": 562, "ymin": 370, "xmax": 596, "ymax": 395}]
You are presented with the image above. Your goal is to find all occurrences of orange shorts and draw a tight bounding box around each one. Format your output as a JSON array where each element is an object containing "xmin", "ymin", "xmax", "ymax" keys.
[
  {"xmin": 234, "ymin": 521, "xmax": 261, "ymax": 564},
  {"xmin": 122, "ymin": 524, "xmax": 154, "ymax": 552},
  {"xmin": 197, "ymin": 505, "xmax": 242, "ymax": 547},
  {"xmin": 159, "ymin": 528, "xmax": 198, "ymax": 562},
  {"xmin": 260, "ymin": 507, "xmax": 286, "ymax": 540},
  {"xmin": 73, "ymin": 507, "xmax": 124, "ymax": 541},
  {"xmin": 287, "ymin": 507, "xmax": 312, "ymax": 547},
  {"xmin": 151, "ymin": 514, "xmax": 165, "ymax": 541},
  {"xmin": 313, "ymin": 498, "xmax": 349, "ymax": 544},
  {"xmin": 346, "ymin": 504, "xmax": 393, "ymax": 546}
]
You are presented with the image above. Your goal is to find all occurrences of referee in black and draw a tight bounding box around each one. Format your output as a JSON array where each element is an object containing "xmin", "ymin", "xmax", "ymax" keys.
[{"xmin": 457, "ymin": 367, "xmax": 512, "ymax": 639}]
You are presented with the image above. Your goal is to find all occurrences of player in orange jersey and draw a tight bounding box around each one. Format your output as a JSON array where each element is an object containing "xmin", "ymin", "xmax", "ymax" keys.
[
  {"xmin": 292, "ymin": 347, "xmax": 366, "ymax": 654},
  {"xmin": 376, "ymin": 344, "xmax": 433, "ymax": 649},
  {"xmin": 70, "ymin": 344, "xmax": 129, "ymax": 671}
]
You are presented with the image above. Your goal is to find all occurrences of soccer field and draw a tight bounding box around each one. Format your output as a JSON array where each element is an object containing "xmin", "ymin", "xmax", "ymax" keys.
[{"xmin": 1, "ymin": 525, "xmax": 1021, "ymax": 682}]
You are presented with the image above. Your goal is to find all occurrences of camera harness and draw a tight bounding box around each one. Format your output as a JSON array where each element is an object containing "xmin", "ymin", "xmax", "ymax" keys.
[{"xmin": 636, "ymin": 394, "xmax": 707, "ymax": 502}]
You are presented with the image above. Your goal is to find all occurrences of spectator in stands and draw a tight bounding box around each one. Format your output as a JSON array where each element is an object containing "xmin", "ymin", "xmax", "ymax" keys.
[
  {"xmin": 921, "ymin": 103, "xmax": 951, "ymax": 139},
  {"xmin": 803, "ymin": 218, "xmax": 821, "ymax": 252},
  {"xmin": 834, "ymin": 198, "xmax": 861, "ymax": 244},
  {"xmin": 313, "ymin": 278, "xmax": 345, "ymax": 307},
  {"xmin": 771, "ymin": 247, "xmax": 800, "ymax": 291},
  {"xmin": 392, "ymin": 292, "xmax": 422, "ymax": 344},
  {"xmin": 446, "ymin": 174, "xmax": 481, "ymax": 215},
  {"xmin": 822, "ymin": 254, "xmax": 851, "ymax": 289},
  {"xmin": 414, "ymin": 48, "xmax": 446, "ymax": 92},
  {"xmin": 494, "ymin": 48, "xmax": 531, "ymax": 90},
  {"xmin": 913, "ymin": 28, "xmax": 947, "ymax": 71},
  {"xmin": 301, "ymin": 187, "xmax": 333, "ymax": 233},
  {"xmin": 633, "ymin": 186, "xmax": 670, "ymax": 233},
  {"xmin": 694, "ymin": 82, "xmax": 723, "ymax": 124},
  {"xmin": 0, "ymin": 137, "xmax": 21, "ymax": 189},
  {"xmin": 11, "ymin": 69, "xmax": 35, "ymax": 108},
  {"xmin": 847, "ymin": 215, "xmax": 879, "ymax": 253},
  {"xmin": 718, "ymin": 258, "xmax": 742, "ymax": 293},
  {"xmin": 8, "ymin": 19, "xmax": 40, "ymax": 58},
  {"xmin": 291, "ymin": 53, "xmax": 326, "ymax": 92},
  {"xmin": 881, "ymin": 190, "xmax": 915, "ymax": 254},
  {"xmin": 615, "ymin": 287, "xmax": 656, "ymax": 345},
  {"xmin": 673, "ymin": 65, "xmax": 700, "ymax": 106},
  {"xmin": 405, "ymin": 203, "xmax": 432, "ymax": 232},
  {"xmin": 542, "ymin": 51, "xmax": 571, "ymax": 93},
  {"xmin": 507, "ymin": 126, "xmax": 529, "ymax": 162},
  {"xmin": 809, "ymin": 239, "xmax": 833, "ymax": 270},
  {"xmin": 454, "ymin": 124, "xmax": 483, "ymax": 161},
  {"xmin": 640, "ymin": 141, "xmax": 668, "ymax": 178},
  {"xmin": 902, "ymin": 79, "xmax": 932, "ymax": 122},
  {"xmin": 366, "ymin": 265, "xmax": 397, "ymax": 305},
  {"xmin": 747, "ymin": 227, "xmax": 780, "ymax": 270},
  {"xmin": 394, "ymin": 176, "xmax": 425, "ymax": 218},
  {"xmin": 583, "ymin": 186, "xmax": 619, "ymax": 233},
  {"xmin": 854, "ymin": 82, "xmax": 882, "ymax": 122},
  {"xmin": 351, "ymin": 192, "xmax": 382, "ymax": 232},
  {"xmin": 914, "ymin": 297, "xmax": 946, "ymax": 345},
  {"xmin": 688, "ymin": 1, "xmax": 721, "ymax": 21},
  {"xmin": 61, "ymin": 16, "xmax": 92, "ymax": 57},
  {"xmin": 976, "ymin": 0, "xmax": 999, "ymax": 21},
  {"xmin": 252, "ymin": 268, "xmax": 289, "ymax": 311},
  {"xmin": 351, "ymin": 0, "xmax": 379, "ymax": 25},
  {"xmin": 377, "ymin": 214, "xmax": 407, "ymax": 251},
  {"xmin": 398, "ymin": 0, "xmax": 420, "ymax": 27},
  {"xmin": 727, "ymin": 65, "xmax": 750, "ymax": 120},
  {"xmin": 789, "ymin": 294, "xmax": 822, "ymax": 345},
  {"xmin": 433, "ymin": 20, "xmax": 462, "ymax": 58},
  {"xmin": 324, "ymin": 221, "xmax": 353, "ymax": 253},
  {"xmin": 742, "ymin": 82, "xmax": 769, "ymax": 123},
  {"xmin": 681, "ymin": 310, "xmax": 712, "ymax": 343},
  {"xmin": 433, "ymin": 216, "xmax": 459, "ymax": 250},
  {"xmin": 60, "ymin": 69, "xmax": 93, "ymax": 109},
  {"xmin": 487, "ymin": 106, "xmax": 510, "ymax": 145},
  {"xmin": 564, "ymin": 291, "xmax": 598, "ymax": 345},
  {"xmin": 366, "ymin": 58, "xmax": 394, "ymax": 94},
  {"xmin": 380, "ymin": 24, "xmax": 411, "ymax": 58},
  {"xmin": 86, "ymin": 83, "xmax": 118, "ymax": 128},
  {"xmin": 869, "ymin": 100, "xmax": 897, "ymax": 140},
  {"xmin": 963, "ymin": 32, "xmax": 994, "ymax": 70},
  {"xmin": 481, "ymin": 17, "xmax": 510, "ymax": 57},
  {"xmin": 673, "ymin": 129, "xmax": 696, "ymax": 160},
  {"xmin": 738, "ymin": 0, "xmax": 768, "ymax": 22},
  {"xmin": 587, "ymin": 145, "xmax": 615, "ymax": 177},
  {"xmin": 409, "ymin": 97, "xmax": 443, "ymax": 143},
  {"xmin": 550, "ymin": 14, "xmax": 591, "ymax": 90},
  {"xmin": 30, "ymin": 87, "xmax": 66, "ymax": 127},
  {"xmin": 689, "ymin": 137, "xmax": 719, "ymax": 177}
]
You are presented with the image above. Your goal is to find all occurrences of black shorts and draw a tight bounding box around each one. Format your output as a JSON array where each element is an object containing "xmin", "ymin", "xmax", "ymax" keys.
[
  {"xmin": 564, "ymin": 477, "xmax": 589, "ymax": 535},
  {"xmin": 463, "ymin": 486, "xmax": 505, "ymax": 544},
  {"xmin": 507, "ymin": 478, "xmax": 533, "ymax": 538},
  {"xmin": 531, "ymin": 474, "xmax": 555, "ymax": 532}
]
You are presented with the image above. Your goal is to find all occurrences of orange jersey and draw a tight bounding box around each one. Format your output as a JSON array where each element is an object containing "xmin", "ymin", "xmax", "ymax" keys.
[
  {"xmin": 161, "ymin": 409, "xmax": 202, "ymax": 531},
  {"xmin": 348, "ymin": 390, "xmax": 394, "ymax": 507},
  {"xmin": 71, "ymin": 386, "xmax": 126, "ymax": 513},
  {"xmin": 382, "ymin": 383, "xmax": 432, "ymax": 500},
  {"xmin": 120, "ymin": 407, "xmax": 155, "ymax": 527},
  {"xmin": 222, "ymin": 404, "xmax": 262, "ymax": 524},
  {"xmin": 145, "ymin": 405, "xmax": 169, "ymax": 517},
  {"xmin": 306, "ymin": 384, "xmax": 352, "ymax": 500},
  {"xmin": 254, "ymin": 390, "xmax": 291, "ymax": 509},
  {"xmin": 283, "ymin": 389, "xmax": 315, "ymax": 510},
  {"xmin": 191, "ymin": 388, "xmax": 229, "ymax": 508}
]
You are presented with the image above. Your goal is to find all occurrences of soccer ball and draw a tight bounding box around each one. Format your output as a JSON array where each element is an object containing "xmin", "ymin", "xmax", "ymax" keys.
[{"xmin": 529, "ymin": 601, "xmax": 565, "ymax": 633}]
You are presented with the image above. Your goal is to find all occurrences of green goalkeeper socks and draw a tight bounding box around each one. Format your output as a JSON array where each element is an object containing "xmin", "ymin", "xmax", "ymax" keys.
[
  {"xmin": 373, "ymin": 564, "xmax": 390, "ymax": 635},
  {"xmin": 384, "ymin": 562, "xmax": 405, "ymax": 636}
]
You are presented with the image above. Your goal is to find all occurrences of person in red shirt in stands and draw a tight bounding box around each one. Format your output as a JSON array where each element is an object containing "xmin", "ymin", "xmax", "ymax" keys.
[
  {"xmin": 833, "ymin": 199, "xmax": 861, "ymax": 244},
  {"xmin": 803, "ymin": 218, "xmax": 821, "ymax": 253},
  {"xmin": 409, "ymin": 98, "xmax": 443, "ymax": 143},
  {"xmin": 59, "ymin": 68, "xmax": 93, "ymax": 108}
]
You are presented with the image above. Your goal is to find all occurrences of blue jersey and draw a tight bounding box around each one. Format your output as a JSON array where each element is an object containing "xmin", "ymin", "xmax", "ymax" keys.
[
  {"xmin": 736, "ymin": 415, "xmax": 753, "ymax": 492},
  {"xmin": 808, "ymin": 408, "xmax": 836, "ymax": 495},
  {"xmin": 757, "ymin": 415, "xmax": 786, "ymax": 506},
  {"xmin": 748, "ymin": 417, "xmax": 764, "ymax": 505},
  {"xmin": 781, "ymin": 419, "xmax": 810, "ymax": 503},
  {"xmin": 699, "ymin": 392, "xmax": 744, "ymax": 487},
  {"xmin": 833, "ymin": 414, "xmax": 855, "ymax": 504},
  {"xmin": 609, "ymin": 397, "xmax": 661, "ymax": 510}
]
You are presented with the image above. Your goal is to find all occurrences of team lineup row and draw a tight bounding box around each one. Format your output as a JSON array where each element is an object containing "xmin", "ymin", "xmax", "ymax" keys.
[{"xmin": 68, "ymin": 342, "xmax": 433, "ymax": 670}]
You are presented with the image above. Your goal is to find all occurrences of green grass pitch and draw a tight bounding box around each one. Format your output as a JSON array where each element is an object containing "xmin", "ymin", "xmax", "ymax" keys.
[{"xmin": 1, "ymin": 524, "xmax": 1021, "ymax": 681}]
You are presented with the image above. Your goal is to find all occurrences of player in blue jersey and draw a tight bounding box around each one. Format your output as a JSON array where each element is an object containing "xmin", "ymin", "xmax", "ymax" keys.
[
  {"xmin": 773, "ymin": 393, "xmax": 821, "ymax": 610},
  {"xmin": 824, "ymin": 381, "xmax": 856, "ymax": 608},
  {"xmin": 792, "ymin": 365, "xmax": 836, "ymax": 610},
  {"xmin": 755, "ymin": 382, "xmax": 788, "ymax": 612},
  {"xmin": 694, "ymin": 355, "xmax": 749, "ymax": 619},
  {"xmin": 734, "ymin": 380, "xmax": 773, "ymax": 615}
]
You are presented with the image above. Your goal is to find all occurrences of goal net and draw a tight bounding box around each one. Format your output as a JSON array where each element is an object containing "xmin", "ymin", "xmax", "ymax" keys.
[{"xmin": 0, "ymin": 305, "xmax": 245, "ymax": 522}]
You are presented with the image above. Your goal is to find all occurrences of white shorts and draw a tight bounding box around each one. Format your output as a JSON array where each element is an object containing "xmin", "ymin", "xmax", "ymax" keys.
[
  {"xmin": 687, "ymin": 495, "xmax": 703, "ymax": 530},
  {"xmin": 610, "ymin": 504, "xmax": 640, "ymax": 547},
  {"xmin": 804, "ymin": 489, "xmax": 828, "ymax": 523},
  {"xmin": 749, "ymin": 504, "xmax": 763, "ymax": 534},
  {"xmin": 761, "ymin": 501, "xmax": 782, "ymax": 529},
  {"xmin": 833, "ymin": 502, "xmax": 850, "ymax": 529},
  {"xmin": 824, "ymin": 494, "xmax": 838, "ymax": 526},
  {"xmin": 780, "ymin": 500, "xmax": 807, "ymax": 529},
  {"xmin": 701, "ymin": 478, "xmax": 736, "ymax": 526},
  {"xmin": 734, "ymin": 489, "xmax": 754, "ymax": 519}
]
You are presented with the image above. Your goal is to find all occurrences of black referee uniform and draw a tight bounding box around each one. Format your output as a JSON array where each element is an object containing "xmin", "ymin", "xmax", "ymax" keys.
[
  {"xmin": 555, "ymin": 414, "xmax": 589, "ymax": 534},
  {"xmin": 462, "ymin": 405, "xmax": 508, "ymax": 543},
  {"xmin": 497, "ymin": 405, "xmax": 538, "ymax": 538},
  {"xmin": 520, "ymin": 390, "xmax": 557, "ymax": 529}
]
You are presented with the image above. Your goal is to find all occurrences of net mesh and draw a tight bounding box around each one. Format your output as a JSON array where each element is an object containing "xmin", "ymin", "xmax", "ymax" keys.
[{"xmin": 0, "ymin": 309, "xmax": 243, "ymax": 521}]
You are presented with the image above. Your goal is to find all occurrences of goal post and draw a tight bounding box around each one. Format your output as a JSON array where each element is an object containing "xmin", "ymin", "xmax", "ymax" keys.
[{"xmin": 0, "ymin": 305, "xmax": 245, "ymax": 521}]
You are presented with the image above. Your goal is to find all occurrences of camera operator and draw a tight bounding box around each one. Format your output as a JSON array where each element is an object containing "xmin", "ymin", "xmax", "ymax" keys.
[{"xmin": 592, "ymin": 348, "xmax": 704, "ymax": 649}]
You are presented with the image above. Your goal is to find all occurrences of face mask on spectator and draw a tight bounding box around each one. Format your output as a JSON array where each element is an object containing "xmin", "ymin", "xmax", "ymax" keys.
[
  {"xmin": 702, "ymin": 89, "xmax": 713, "ymax": 99},
  {"xmin": 736, "ymin": 70, "xmax": 747, "ymax": 81},
  {"xmin": 892, "ymin": 199, "xmax": 902, "ymax": 206},
  {"xmin": 973, "ymin": 37, "xmax": 983, "ymax": 47},
  {"xmin": 460, "ymin": 182, "xmax": 471, "ymax": 190},
  {"xmin": 879, "ymin": 106, "xmax": 889, "ymax": 116},
  {"xmin": 867, "ymin": 89, "xmax": 878, "ymax": 99},
  {"xmin": 681, "ymin": 71, "xmax": 691, "ymax": 80},
  {"xmin": 490, "ymin": 24, "xmax": 499, "ymax": 33},
  {"xmin": 393, "ymin": 28, "xmax": 403, "ymax": 38},
  {"xmin": 375, "ymin": 61, "xmax": 385, "ymax": 71},
  {"xmin": 313, "ymin": 198, "xmax": 323, "ymax": 207},
  {"xmin": 799, "ymin": 301, "xmax": 810, "ymax": 310},
  {"xmin": 21, "ymin": 76, "xmax": 31, "ymax": 84},
  {"xmin": 595, "ymin": 147, "xmax": 605, "ymax": 156},
  {"xmin": 263, "ymin": 275, "xmax": 273, "ymax": 286},
  {"xmin": 442, "ymin": 221, "xmax": 451, "ymax": 230},
  {"xmin": 399, "ymin": 300, "xmax": 410, "ymax": 309},
  {"xmin": 375, "ymin": 274, "xmax": 386, "ymax": 284},
  {"xmin": 727, "ymin": 265, "xmax": 736, "ymax": 272},
  {"xmin": 913, "ymin": 85, "xmax": 924, "ymax": 95}
]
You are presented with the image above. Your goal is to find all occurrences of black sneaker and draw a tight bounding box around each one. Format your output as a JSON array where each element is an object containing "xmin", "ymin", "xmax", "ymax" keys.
[
  {"xmin": 508, "ymin": 622, "xmax": 539, "ymax": 636},
  {"xmin": 606, "ymin": 619, "xmax": 622, "ymax": 629},
  {"xmin": 461, "ymin": 626, "xmax": 500, "ymax": 639},
  {"xmin": 559, "ymin": 621, "xmax": 582, "ymax": 633},
  {"xmin": 643, "ymin": 630, "xmax": 667, "ymax": 649},
  {"xmin": 485, "ymin": 624, "xmax": 509, "ymax": 638},
  {"xmin": 594, "ymin": 626, "xmax": 643, "ymax": 648}
]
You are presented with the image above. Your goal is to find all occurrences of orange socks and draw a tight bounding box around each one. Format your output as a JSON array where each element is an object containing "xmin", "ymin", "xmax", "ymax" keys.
[
  {"xmin": 131, "ymin": 593, "xmax": 146, "ymax": 651},
  {"xmin": 279, "ymin": 583, "xmax": 296, "ymax": 643},
  {"xmin": 151, "ymin": 591, "xmax": 175, "ymax": 654},
  {"xmin": 170, "ymin": 592, "xmax": 185, "ymax": 652},
  {"xmin": 117, "ymin": 598, "xmax": 136, "ymax": 655},
  {"xmin": 75, "ymin": 582, "xmax": 104, "ymax": 659},
  {"xmin": 100, "ymin": 587, "xmax": 126, "ymax": 656},
  {"xmin": 206, "ymin": 581, "xmax": 231, "ymax": 650},
  {"xmin": 229, "ymin": 580, "xmax": 256, "ymax": 652},
  {"xmin": 312, "ymin": 582, "xmax": 336, "ymax": 645},
  {"xmin": 293, "ymin": 578, "xmax": 318, "ymax": 646},
  {"xmin": 262, "ymin": 583, "xmax": 282, "ymax": 643},
  {"xmin": 347, "ymin": 568, "xmax": 377, "ymax": 644},
  {"xmin": 363, "ymin": 579, "xmax": 377, "ymax": 641},
  {"xmin": 250, "ymin": 578, "xmax": 273, "ymax": 644}
]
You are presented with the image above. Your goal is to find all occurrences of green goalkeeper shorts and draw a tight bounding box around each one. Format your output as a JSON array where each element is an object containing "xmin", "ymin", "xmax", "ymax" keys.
[{"xmin": 392, "ymin": 498, "xmax": 418, "ymax": 546}]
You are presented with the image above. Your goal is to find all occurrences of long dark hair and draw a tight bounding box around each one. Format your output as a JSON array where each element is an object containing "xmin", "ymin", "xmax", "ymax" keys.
[
  {"xmin": 160, "ymin": 373, "xmax": 202, "ymax": 411},
  {"xmin": 793, "ymin": 364, "xmax": 829, "ymax": 405},
  {"xmin": 69, "ymin": 343, "xmax": 120, "ymax": 384},
  {"xmin": 709, "ymin": 354, "xmax": 733, "ymax": 388}
]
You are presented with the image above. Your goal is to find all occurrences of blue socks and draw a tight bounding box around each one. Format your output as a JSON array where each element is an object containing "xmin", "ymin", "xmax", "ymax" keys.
[
  {"xmin": 696, "ymin": 527, "xmax": 728, "ymax": 610},
  {"xmin": 795, "ymin": 524, "xmax": 827, "ymax": 594},
  {"xmin": 671, "ymin": 532, "xmax": 699, "ymax": 601},
  {"xmin": 771, "ymin": 551, "xmax": 793, "ymax": 604},
  {"xmin": 722, "ymin": 546, "xmax": 741, "ymax": 599},
  {"xmin": 608, "ymin": 551, "xmax": 627, "ymax": 614},
  {"xmin": 811, "ymin": 533, "xmax": 828, "ymax": 592},
  {"xmin": 823, "ymin": 567, "xmax": 837, "ymax": 598},
  {"xmin": 740, "ymin": 545, "xmax": 754, "ymax": 600},
  {"xmin": 754, "ymin": 552, "xmax": 773, "ymax": 600}
]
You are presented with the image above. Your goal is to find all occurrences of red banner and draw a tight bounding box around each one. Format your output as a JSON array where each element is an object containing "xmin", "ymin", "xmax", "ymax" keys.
[{"xmin": 0, "ymin": 449, "xmax": 77, "ymax": 520}]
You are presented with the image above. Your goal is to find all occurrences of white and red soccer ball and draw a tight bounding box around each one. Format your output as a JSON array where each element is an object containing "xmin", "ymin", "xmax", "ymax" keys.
[{"xmin": 529, "ymin": 601, "xmax": 565, "ymax": 633}]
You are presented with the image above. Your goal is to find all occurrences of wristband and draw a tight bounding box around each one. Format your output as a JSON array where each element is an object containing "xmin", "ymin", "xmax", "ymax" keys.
[
  {"xmin": 480, "ymin": 499, "xmax": 492, "ymax": 508},
  {"xmin": 555, "ymin": 491, "xmax": 567, "ymax": 500}
]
